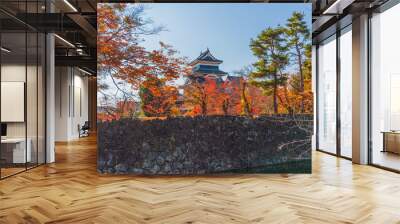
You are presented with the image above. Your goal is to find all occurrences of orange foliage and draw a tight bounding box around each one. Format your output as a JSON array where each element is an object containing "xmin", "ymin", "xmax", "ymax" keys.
[
  {"xmin": 98, "ymin": 4, "xmax": 313, "ymax": 119},
  {"xmin": 97, "ymin": 112, "xmax": 119, "ymax": 122},
  {"xmin": 140, "ymin": 78, "xmax": 179, "ymax": 117},
  {"xmin": 139, "ymin": 43, "xmax": 190, "ymax": 117},
  {"xmin": 98, "ymin": 4, "xmax": 148, "ymax": 87},
  {"xmin": 98, "ymin": 4, "xmax": 190, "ymax": 119},
  {"xmin": 220, "ymin": 78, "xmax": 242, "ymax": 115},
  {"xmin": 276, "ymin": 76, "xmax": 313, "ymax": 114},
  {"xmin": 184, "ymin": 77, "xmax": 221, "ymax": 116},
  {"xmin": 183, "ymin": 76, "xmax": 267, "ymax": 116},
  {"xmin": 243, "ymin": 84, "xmax": 272, "ymax": 115}
]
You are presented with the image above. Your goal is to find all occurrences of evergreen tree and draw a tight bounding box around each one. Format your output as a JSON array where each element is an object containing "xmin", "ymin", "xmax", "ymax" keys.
[
  {"xmin": 250, "ymin": 26, "xmax": 288, "ymax": 114},
  {"xmin": 285, "ymin": 12, "xmax": 311, "ymax": 113}
]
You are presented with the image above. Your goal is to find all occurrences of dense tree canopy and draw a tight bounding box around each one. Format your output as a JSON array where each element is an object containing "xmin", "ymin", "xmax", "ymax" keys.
[
  {"xmin": 249, "ymin": 12, "xmax": 312, "ymax": 115},
  {"xmin": 286, "ymin": 12, "xmax": 311, "ymax": 112},
  {"xmin": 250, "ymin": 26, "xmax": 289, "ymax": 114},
  {"xmin": 97, "ymin": 5, "xmax": 312, "ymax": 121},
  {"xmin": 98, "ymin": 4, "xmax": 189, "ymax": 118}
]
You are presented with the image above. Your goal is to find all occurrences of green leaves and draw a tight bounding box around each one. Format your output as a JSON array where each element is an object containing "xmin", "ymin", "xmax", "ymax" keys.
[{"xmin": 248, "ymin": 11, "xmax": 311, "ymax": 114}]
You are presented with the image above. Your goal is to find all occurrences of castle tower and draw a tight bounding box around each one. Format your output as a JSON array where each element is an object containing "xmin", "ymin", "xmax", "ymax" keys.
[{"xmin": 188, "ymin": 48, "xmax": 227, "ymax": 80}]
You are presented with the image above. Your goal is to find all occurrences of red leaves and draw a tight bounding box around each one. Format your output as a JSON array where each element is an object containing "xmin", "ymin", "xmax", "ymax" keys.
[
  {"xmin": 97, "ymin": 4, "xmax": 313, "ymax": 120},
  {"xmin": 184, "ymin": 76, "xmax": 248, "ymax": 116},
  {"xmin": 98, "ymin": 4, "xmax": 169, "ymax": 88},
  {"xmin": 141, "ymin": 82, "xmax": 179, "ymax": 117},
  {"xmin": 275, "ymin": 76, "xmax": 313, "ymax": 114}
]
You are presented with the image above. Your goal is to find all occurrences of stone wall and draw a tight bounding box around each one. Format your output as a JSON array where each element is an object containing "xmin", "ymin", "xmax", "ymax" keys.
[{"xmin": 97, "ymin": 115, "xmax": 313, "ymax": 174}]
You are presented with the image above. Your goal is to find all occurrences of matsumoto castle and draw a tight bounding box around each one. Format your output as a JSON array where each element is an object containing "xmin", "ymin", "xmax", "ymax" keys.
[
  {"xmin": 187, "ymin": 48, "xmax": 240, "ymax": 83},
  {"xmin": 177, "ymin": 48, "xmax": 242, "ymax": 110}
]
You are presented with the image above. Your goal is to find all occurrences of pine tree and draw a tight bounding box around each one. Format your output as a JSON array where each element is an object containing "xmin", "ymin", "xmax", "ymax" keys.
[
  {"xmin": 250, "ymin": 26, "xmax": 289, "ymax": 114},
  {"xmin": 285, "ymin": 12, "xmax": 311, "ymax": 113}
]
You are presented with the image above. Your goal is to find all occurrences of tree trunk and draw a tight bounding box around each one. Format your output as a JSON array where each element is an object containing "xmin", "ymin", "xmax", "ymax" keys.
[
  {"xmin": 273, "ymin": 73, "xmax": 278, "ymax": 114},
  {"xmin": 241, "ymin": 81, "xmax": 251, "ymax": 116},
  {"xmin": 201, "ymin": 99, "xmax": 207, "ymax": 115},
  {"xmin": 222, "ymin": 99, "xmax": 229, "ymax": 115},
  {"xmin": 296, "ymin": 44, "xmax": 304, "ymax": 113},
  {"xmin": 284, "ymin": 82, "xmax": 294, "ymax": 114}
]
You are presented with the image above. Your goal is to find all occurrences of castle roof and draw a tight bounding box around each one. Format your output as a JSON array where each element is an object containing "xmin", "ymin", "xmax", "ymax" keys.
[
  {"xmin": 189, "ymin": 48, "xmax": 223, "ymax": 66},
  {"xmin": 192, "ymin": 65, "xmax": 227, "ymax": 75}
]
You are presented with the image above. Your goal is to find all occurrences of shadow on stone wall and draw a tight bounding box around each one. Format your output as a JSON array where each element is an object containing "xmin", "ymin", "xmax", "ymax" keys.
[{"xmin": 97, "ymin": 115, "xmax": 313, "ymax": 175}]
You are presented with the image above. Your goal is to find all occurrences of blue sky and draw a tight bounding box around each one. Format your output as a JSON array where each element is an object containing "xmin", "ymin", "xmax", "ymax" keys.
[{"xmin": 140, "ymin": 3, "xmax": 312, "ymax": 74}]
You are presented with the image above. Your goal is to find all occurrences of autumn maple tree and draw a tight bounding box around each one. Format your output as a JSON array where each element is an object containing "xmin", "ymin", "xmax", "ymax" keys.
[
  {"xmin": 219, "ymin": 77, "xmax": 243, "ymax": 115},
  {"xmin": 233, "ymin": 66, "xmax": 272, "ymax": 116},
  {"xmin": 140, "ymin": 79, "xmax": 179, "ymax": 117},
  {"xmin": 184, "ymin": 77, "xmax": 221, "ymax": 116},
  {"xmin": 98, "ymin": 5, "xmax": 313, "ymax": 120},
  {"xmin": 98, "ymin": 4, "xmax": 161, "ymax": 88},
  {"xmin": 98, "ymin": 4, "xmax": 190, "ymax": 119},
  {"xmin": 138, "ymin": 43, "xmax": 190, "ymax": 117}
]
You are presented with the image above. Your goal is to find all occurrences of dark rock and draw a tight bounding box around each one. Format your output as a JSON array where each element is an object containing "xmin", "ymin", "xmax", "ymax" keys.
[
  {"xmin": 97, "ymin": 115, "xmax": 313, "ymax": 175},
  {"xmin": 115, "ymin": 163, "xmax": 128, "ymax": 173}
]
